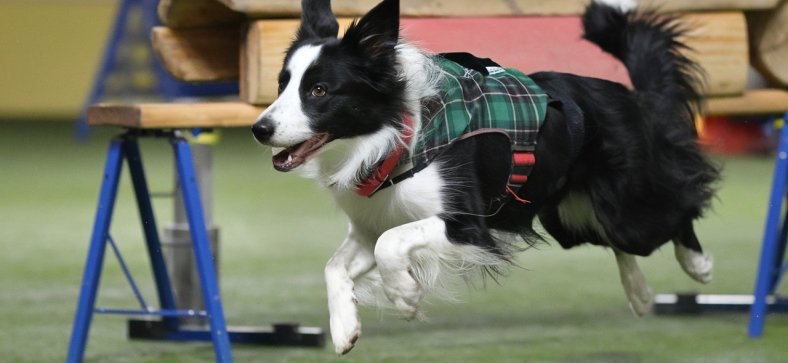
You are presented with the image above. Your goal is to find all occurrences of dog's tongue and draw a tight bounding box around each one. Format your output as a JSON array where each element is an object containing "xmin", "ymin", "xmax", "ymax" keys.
[{"xmin": 272, "ymin": 133, "xmax": 329, "ymax": 172}]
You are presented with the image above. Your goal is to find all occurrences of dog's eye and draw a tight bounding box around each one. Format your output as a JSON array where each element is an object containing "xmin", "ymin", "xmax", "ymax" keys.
[{"xmin": 311, "ymin": 85, "xmax": 327, "ymax": 97}]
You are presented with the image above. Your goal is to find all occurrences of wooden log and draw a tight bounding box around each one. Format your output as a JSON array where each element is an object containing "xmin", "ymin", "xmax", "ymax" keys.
[
  {"xmin": 220, "ymin": 0, "xmax": 779, "ymax": 17},
  {"xmin": 748, "ymin": 1, "xmax": 788, "ymax": 87},
  {"xmin": 88, "ymin": 102, "xmax": 265, "ymax": 128},
  {"xmin": 680, "ymin": 12, "xmax": 748, "ymax": 96},
  {"xmin": 241, "ymin": 12, "xmax": 748, "ymax": 105},
  {"xmin": 705, "ymin": 89, "xmax": 788, "ymax": 116},
  {"xmin": 158, "ymin": 0, "xmax": 244, "ymax": 29},
  {"xmin": 151, "ymin": 26, "xmax": 240, "ymax": 82}
]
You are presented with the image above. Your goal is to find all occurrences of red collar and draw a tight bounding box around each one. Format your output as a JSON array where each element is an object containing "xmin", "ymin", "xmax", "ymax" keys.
[{"xmin": 356, "ymin": 115, "xmax": 414, "ymax": 197}]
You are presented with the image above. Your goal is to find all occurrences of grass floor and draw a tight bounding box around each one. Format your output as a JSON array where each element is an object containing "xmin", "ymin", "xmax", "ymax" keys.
[{"xmin": 0, "ymin": 121, "xmax": 786, "ymax": 362}]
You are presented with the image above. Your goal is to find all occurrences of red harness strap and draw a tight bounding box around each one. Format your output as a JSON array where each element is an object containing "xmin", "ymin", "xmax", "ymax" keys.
[
  {"xmin": 357, "ymin": 117, "xmax": 535, "ymax": 205},
  {"xmin": 507, "ymin": 150, "xmax": 536, "ymax": 204},
  {"xmin": 356, "ymin": 115, "xmax": 414, "ymax": 197}
]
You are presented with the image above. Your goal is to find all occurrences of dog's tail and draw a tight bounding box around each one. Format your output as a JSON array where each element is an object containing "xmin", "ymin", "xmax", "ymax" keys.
[{"xmin": 582, "ymin": 1, "xmax": 704, "ymax": 121}]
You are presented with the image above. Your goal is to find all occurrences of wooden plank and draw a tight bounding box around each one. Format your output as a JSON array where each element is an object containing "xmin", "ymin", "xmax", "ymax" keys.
[
  {"xmin": 680, "ymin": 12, "xmax": 748, "ymax": 96},
  {"xmin": 158, "ymin": 0, "xmax": 244, "ymax": 29},
  {"xmin": 241, "ymin": 12, "xmax": 748, "ymax": 105},
  {"xmin": 705, "ymin": 89, "xmax": 788, "ymax": 116},
  {"xmin": 220, "ymin": 0, "xmax": 779, "ymax": 17},
  {"xmin": 151, "ymin": 26, "xmax": 240, "ymax": 82},
  {"xmin": 748, "ymin": 2, "xmax": 788, "ymax": 87},
  {"xmin": 88, "ymin": 102, "xmax": 265, "ymax": 128}
]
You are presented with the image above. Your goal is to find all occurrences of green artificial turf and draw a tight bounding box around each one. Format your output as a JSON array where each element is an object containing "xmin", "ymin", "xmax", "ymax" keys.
[{"xmin": 0, "ymin": 121, "xmax": 786, "ymax": 362}]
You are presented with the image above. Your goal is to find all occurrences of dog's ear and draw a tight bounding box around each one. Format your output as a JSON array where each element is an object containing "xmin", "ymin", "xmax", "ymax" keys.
[
  {"xmin": 297, "ymin": 0, "xmax": 339, "ymax": 40},
  {"xmin": 341, "ymin": 0, "xmax": 400, "ymax": 60}
]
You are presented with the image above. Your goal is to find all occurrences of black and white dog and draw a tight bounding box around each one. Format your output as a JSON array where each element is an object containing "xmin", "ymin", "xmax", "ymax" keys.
[{"xmin": 252, "ymin": 0, "xmax": 719, "ymax": 355}]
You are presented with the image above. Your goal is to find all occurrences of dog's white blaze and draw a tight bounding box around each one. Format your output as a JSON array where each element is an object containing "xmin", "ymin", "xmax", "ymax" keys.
[{"xmin": 257, "ymin": 44, "xmax": 323, "ymax": 147}]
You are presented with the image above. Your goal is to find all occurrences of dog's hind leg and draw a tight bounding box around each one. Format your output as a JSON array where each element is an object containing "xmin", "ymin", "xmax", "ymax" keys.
[
  {"xmin": 325, "ymin": 223, "xmax": 376, "ymax": 355},
  {"xmin": 673, "ymin": 221, "xmax": 713, "ymax": 284},
  {"xmin": 614, "ymin": 250, "xmax": 654, "ymax": 316}
]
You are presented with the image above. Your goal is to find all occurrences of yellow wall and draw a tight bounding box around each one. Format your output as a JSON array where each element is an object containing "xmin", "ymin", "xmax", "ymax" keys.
[{"xmin": 0, "ymin": 2, "xmax": 117, "ymax": 119}]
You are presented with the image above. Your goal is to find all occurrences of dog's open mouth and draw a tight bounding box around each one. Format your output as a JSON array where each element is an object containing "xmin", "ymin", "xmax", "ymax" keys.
[{"xmin": 272, "ymin": 133, "xmax": 330, "ymax": 172}]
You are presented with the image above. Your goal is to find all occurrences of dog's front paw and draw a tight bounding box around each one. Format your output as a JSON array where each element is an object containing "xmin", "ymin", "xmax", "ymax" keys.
[
  {"xmin": 331, "ymin": 320, "xmax": 360, "ymax": 355},
  {"xmin": 329, "ymin": 298, "xmax": 361, "ymax": 355}
]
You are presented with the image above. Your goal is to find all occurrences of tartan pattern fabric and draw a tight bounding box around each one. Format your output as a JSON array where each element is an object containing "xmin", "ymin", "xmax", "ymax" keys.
[{"xmin": 408, "ymin": 56, "xmax": 548, "ymax": 172}]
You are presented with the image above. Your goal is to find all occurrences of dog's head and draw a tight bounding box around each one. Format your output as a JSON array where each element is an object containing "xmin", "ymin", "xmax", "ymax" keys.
[{"xmin": 252, "ymin": 0, "xmax": 405, "ymax": 172}]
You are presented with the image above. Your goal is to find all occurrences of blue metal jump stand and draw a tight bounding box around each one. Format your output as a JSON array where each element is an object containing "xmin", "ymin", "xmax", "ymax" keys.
[
  {"xmin": 66, "ymin": 131, "xmax": 231, "ymax": 362},
  {"xmin": 749, "ymin": 113, "xmax": 788, "ymax": 338},
  {"xmin": 66, "ymin": 130, "xmax": 324, "ymax": 363}
]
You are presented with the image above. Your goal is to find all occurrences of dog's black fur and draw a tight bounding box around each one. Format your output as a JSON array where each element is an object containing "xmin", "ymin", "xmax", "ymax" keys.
[{"xmin": 432, "ymin": 3, "xmax": 719, "ymax": 259}]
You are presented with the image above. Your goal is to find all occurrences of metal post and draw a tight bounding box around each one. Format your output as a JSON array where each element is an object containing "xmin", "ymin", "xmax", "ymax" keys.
[
  {"xmin": 162, "ymin": 140, "xmax": 220, "ymax": 326},
  {"xmin": 124, "ymin": 138, "xmax": 179, "ymax": 331},
  {"xmin": 172, "ymin": 137, "xmax": 232, "ymax": 362},
  {"xmin": 67, "ymin": 138, "xmax": 125, "ymax": 363},
  {"xmin": 749, "ymin": 116, "xmax": 788, "ymax": 338}
]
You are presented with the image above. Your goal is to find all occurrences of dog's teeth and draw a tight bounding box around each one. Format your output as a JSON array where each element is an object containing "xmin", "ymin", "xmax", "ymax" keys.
[{"xmin": 287, "ymin": 154, "xmax": 293, "ymax": 163}]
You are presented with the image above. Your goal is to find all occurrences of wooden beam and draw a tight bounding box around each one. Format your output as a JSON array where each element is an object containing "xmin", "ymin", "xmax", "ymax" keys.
[
  {"xmin": 748, "ymin": 2, "xmax": 788, "ymax": 87},
  {"xmin": 705, "ymin": 89, "xmax": 788, "ymax": 116},
  {"xmin": 219, "ymin": 0, "xmax": 779, "ymax": 17},
  {"xmin": 88, "ymin": 102, "xmax": 265, "ymax": 128},
  {"xmin": 643, "ymin": 0, "xmax": 779, "ymax": 12},
  {"xmin": 158, "ymin": 0, "xmax": 244, "ymax": 29},
  {"xmin": 151, "ymin": 26, "xmax": 239, "ymax": 82},
  {"xmin": 241, "ymin": 12, "xmax": 748, "ymax": 105},
  {"xmin": 681, "ymin": 12, "xmax": 749, "ymax": 96}
]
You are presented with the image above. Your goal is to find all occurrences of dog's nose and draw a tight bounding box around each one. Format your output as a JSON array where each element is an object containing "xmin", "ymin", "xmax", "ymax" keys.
[{"xmin": 252, "ymin": 118, "xmax": 275, "ymax": 143}]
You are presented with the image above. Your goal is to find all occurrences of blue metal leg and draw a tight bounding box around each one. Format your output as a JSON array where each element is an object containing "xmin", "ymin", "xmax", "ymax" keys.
[
  {"xmin": 67, "ymin": 139, "xmax": 125, "ymax": 363},
  {"xmin": 749, "ymin": 117, "xmax": 788, "ymax": 338},
  {"xmin": 172, "ymin": 137, "xmax": 233, "ymax": 363},
  {"xmin": 123, "ymin": 138, "xmax": 179, "ymax": 331}
]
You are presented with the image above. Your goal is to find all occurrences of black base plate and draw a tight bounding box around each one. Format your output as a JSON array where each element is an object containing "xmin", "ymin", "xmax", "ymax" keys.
[{"xmin": 128, "ymin": 319, "xmax": 325, "ymax": 347}]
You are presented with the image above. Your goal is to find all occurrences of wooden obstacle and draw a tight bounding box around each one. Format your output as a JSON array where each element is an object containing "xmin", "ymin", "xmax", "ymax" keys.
[
  {"xmin": 748, "ymin": 1, "xmax": 788, "ymax": 89},
  {"xmin": 84, "ymin": 88, "xmax": 788, "ymax": 130},
  {"xmin": 158, "ymin": 0, "xmax": 243, "ymax": 29},
  {"xmin": 88, "ymin": 102, "xmax": 264, "ymax": 128},
  {"xmin": 238, "ymin": 12, "xmax": 746, "ymax": 105},
  {"xmin": 151, "ymin": 0, "xmax": 786, "ymax": 114},
  {"xmin": 151, "ymin": 27, "xmax": 240, "ymax": 82},
  {"xmin": 210, "ymin": 0, "xmax": 780, "ymax": 17}
]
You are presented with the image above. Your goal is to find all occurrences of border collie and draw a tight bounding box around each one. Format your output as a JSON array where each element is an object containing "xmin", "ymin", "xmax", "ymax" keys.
[{"xmin": 252, "ymin": 0, "xmax": 719, "ymax": 355}]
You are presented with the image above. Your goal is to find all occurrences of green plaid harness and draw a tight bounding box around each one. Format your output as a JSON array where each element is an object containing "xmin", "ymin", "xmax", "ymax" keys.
[
  {"xmin": 410, "ymin": 56, "xmax": 548, "ymax": 175},
  {"xmin": 360, "ymin": 55, "xmax": 548, "ymax": 206}
]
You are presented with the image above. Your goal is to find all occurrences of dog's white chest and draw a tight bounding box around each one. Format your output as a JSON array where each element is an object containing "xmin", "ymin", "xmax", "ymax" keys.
[{"xmin": 332, "ymin": 164, "xmax": 445, "ymax": 238}]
